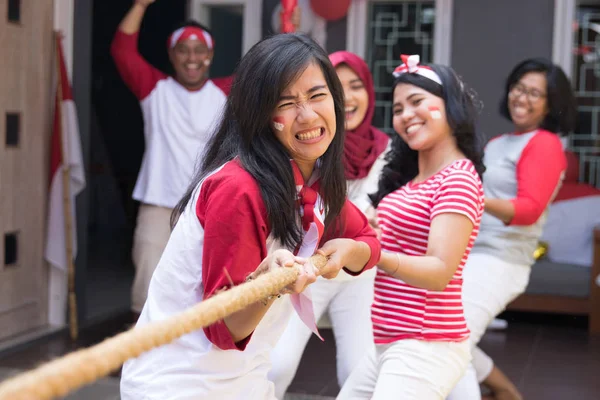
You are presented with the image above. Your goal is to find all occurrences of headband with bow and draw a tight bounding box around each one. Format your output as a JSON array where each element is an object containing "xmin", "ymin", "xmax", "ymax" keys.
[{"xmin": 392, "ymin": 54, "xmax": 442, "ymax": 85}]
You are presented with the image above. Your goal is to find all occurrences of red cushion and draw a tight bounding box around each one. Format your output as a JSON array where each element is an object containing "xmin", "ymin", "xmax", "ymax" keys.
[
  {"xmin": 564, "ymin": 150, "xmax": 579, "ymax": 183},
  {"xmin": 554, "ymin": 181, "xmax": 600, "ymax": 203}
]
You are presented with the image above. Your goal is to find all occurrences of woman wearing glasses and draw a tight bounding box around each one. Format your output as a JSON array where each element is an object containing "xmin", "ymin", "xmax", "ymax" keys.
[{"xmin": 448, "ymin": 58, "xmax": 577, "ymax": 400}]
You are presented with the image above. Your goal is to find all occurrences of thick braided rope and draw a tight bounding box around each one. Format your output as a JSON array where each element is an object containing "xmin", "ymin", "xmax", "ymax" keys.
[{"xmin": 0, "ymin": 254, "xmax": 328, "ymax": 400}]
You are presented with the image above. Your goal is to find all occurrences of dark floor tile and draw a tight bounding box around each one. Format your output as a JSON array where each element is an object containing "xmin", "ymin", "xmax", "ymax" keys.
[
  {"xmin": 521, "ymin": 382, "xmax": 599, "ymax": 400},
  {"xmin": 3, "ymin": 312, "xmax": 600, "ymax": 399},
  {"xmin": 479, "ymin": 320, "xmax": 540, "ymax": 357},
  {"xmin": 288, "ymin": 329, "xmax": 340, "ymax": 396},
  {"xmin": 479, "ymin": 323, "xmax": 541, "ymax": 388},
  {"xmin": 521, "ymin": 325, "xmax": 600, "ymax": 392}
]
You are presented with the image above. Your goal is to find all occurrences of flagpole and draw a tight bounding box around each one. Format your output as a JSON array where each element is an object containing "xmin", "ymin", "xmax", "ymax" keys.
[{"xmin": 54, "ymin": 31, "xmax": 78, "ymax": 341}]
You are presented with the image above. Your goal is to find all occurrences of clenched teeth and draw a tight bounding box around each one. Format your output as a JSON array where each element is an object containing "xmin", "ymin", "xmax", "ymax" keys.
[{"xmin": 296, "ymin": 128, "xmax": 322, "ymax": 140}]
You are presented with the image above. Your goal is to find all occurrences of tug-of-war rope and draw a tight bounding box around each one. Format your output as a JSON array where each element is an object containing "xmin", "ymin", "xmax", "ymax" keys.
[{"xmin": 0, "ymin": 254, "xmax": 328, "ymax": 400}]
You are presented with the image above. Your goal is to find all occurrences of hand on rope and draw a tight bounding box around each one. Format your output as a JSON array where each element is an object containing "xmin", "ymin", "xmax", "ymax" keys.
[
  {"xmin": 245, "ymin": 250, "xmax": 317, "ymax": 304},
  {"xmin": 364, "ymin": 206, "xmax": 382, "ymax": 241},
  {"xmin": 317, "ymin": 238, "xmax": 369, "ymax": 279},
  {"xmin": 0, "ymin": 253, "xmax": 328, "ymax": 400}
]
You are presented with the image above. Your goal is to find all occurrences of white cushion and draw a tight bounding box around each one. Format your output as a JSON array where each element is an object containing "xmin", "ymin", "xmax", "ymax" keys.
[{"xmin": 540, "ymin": 196, "xmax": 600, "ymax": 267}]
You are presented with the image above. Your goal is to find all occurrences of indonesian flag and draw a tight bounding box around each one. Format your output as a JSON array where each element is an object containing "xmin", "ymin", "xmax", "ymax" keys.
[{"xmin": 44, "ymin": 35, "xmax": 85, "ymax": 272}]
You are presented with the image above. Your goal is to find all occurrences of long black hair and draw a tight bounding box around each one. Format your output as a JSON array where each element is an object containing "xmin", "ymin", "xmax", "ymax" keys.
[
  {"xmin": 172, "ymin": 33, "xmax": 347, "ymax": 249},
  {"xmin": 499, "ymin": 57, "xmax": 577, "ymax": 135},
  {"xmin": 370, "ymin": 64, "xmax": 485, "ymax": 207}
]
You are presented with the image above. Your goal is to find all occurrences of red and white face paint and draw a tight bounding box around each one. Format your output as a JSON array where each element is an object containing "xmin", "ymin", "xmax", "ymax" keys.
[
  {"xmin": 272, "ymin": 116, "xmax": 285, "ymax": 131},
  {"xmin": 428, "ymin": 105, "xmax": 442, "ymax": 120},
  {"xmin": 167, "ymin": 26, "xmax": 214, "ymax": 90}
]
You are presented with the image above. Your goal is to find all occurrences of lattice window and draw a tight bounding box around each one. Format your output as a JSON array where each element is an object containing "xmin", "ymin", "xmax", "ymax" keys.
[
  {"xmin": 366, "ymin": 1, "xmax": 435, "ymax": 135},
  {"xmin": 571, "ymin": 4, "xmax": 600, "ymax": 187}
]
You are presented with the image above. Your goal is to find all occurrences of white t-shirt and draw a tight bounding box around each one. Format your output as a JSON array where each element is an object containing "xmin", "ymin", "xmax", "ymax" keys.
[
  {"xmin": 133, "ymin": 78, "xmax": 226, "ymax": 207},
  {"xmin": 120, "ymin": 161, "xmax": 380, "ymax": 399},
  {"xmin": 111, "ymin": 30, "xmax": 228, "ymax": 209}
]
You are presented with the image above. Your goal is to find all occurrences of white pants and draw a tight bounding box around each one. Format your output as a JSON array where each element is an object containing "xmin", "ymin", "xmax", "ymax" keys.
[
  {"xmin": 131, "ymin": 204, "xmax": 173, "ymax": 313},
  {"xmin": 446, "ymin": 253, "xmax": 530, "ymax": 400},
  {"xmin": 338, "ymin": 339, "xmax": 471, "ymax": 400},
  {"xmin": 269, "ymin": 272, "xmax": 375, "ymax": 399}
]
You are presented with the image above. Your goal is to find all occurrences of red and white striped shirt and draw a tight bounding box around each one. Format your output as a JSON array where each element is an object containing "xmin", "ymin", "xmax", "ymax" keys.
[{"xmin": 373, "ymin": 159, "xmax": 484, "ymax": 343}]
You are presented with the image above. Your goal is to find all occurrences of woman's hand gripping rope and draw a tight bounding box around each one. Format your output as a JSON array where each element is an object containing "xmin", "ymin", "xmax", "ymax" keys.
[{"xmin": 245, "ymin": 249, "xmax": 318, "ymax": 303}]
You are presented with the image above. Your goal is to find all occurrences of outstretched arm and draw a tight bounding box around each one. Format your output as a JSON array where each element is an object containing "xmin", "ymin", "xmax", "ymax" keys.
[
  {"xmin": 110, "ymin": 0, "xmax": 166, "ymax": 100},
  {"xmin": 119, "ymin": 0, "xmax": 155, "ymax": 34}
]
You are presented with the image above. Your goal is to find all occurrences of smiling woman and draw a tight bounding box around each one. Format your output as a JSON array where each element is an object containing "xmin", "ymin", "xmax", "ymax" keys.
[
  {"xmin": 447, "ymin": 58, "xmax": 578, "ymax": 400},
  {"xmin": 337, "ymin": 55, "xmax": 486, "ymax": 400}
]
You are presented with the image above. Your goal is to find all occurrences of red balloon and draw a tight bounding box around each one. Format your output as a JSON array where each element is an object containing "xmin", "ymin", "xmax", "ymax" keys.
[{"xmin": 310, "ymin": 0, "xmax": 351, "ymax": 21}]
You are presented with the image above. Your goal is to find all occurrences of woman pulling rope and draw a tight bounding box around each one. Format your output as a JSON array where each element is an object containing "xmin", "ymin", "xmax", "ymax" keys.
[{"xmin": 0, "ymin": 33, "xmax": 381, "ymax": 400}]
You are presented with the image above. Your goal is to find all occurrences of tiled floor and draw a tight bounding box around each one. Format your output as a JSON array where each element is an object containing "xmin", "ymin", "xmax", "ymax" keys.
[{"xmin": 1, "ymin": 312, "xmax": 598, "ymax": 399}]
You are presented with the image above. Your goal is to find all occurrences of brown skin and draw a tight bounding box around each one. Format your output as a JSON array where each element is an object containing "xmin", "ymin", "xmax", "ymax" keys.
[
  {"xmin": 224, "ymin": 250, "xmax": 315, "ymax": 343},
  {"xmin": 168, "ymin": 40, "xmax": 213, "ymax": 91},
  {"xmin": 336, "ymin": 64, "xmax": 369, "ymax": 131},
  {"xmin": 120, "ymin": 0, "xmax": 213, "ymax": 91},
  {"xmin": 508, "ymin": 72, "xmax": 549, "ymax": 133},
  {"xmin": 484, "ymin": 72, "xmax": 550, "ymax": 224},
  {"xmin": 225, "ymin": 64, "xmax": 373, "ymax": 343},
  {"xmin": 478, "ymin": 73, "xmax": 548, "ymax": 400},
  {"xmin": 482, "ymin": 364, "xmax": 523, "ymax": 400},
  {"xmin": 124, "ymin": 1, "xmax": 299, "ymax": 92},
  {"xmin": 375, "ymin": 83, "xmax": 474, "ymax": 292}
]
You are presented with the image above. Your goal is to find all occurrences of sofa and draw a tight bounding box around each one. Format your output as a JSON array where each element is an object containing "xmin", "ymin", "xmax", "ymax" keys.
[{"xmin": 507, "ymin": 151, "xmax": 600, "ymax": 334}]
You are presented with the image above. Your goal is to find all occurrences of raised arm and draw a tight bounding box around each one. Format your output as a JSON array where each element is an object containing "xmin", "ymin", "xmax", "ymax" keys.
[
  {"xmin": 119, "ymin": 0, "xmax": 154, "ymax": 34},
  {"xmin": 110, "ymin": 0, "xmax": 166, "ymax": 100}
]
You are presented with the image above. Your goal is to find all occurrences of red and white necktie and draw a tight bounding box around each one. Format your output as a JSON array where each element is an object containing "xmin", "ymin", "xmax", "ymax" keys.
[{"xmin": 290, "ymin": 160, "xmax": 325, "ymax": 340}]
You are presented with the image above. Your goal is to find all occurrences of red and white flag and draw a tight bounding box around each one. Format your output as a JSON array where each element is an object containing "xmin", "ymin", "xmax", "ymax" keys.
[{"xmin": 44, "ymin": 34, "xmax": 85, "ymax": 272}]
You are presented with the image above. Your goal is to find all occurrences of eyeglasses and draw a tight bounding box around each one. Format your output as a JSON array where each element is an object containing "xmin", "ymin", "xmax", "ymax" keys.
[{"xmin": 509, "ymin": 84, "xmax": 546, "ymax": 102}]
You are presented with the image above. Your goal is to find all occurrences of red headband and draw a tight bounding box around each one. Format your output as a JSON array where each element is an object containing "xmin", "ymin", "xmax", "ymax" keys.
[{"xmin": 167, "ymin": 26, "xmax": 214, "ymax": 50}]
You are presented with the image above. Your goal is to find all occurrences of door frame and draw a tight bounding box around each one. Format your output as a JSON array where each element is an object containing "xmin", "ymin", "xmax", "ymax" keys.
[
  {"xmin": 552, "ymin": 0, "xmax": 576, "ymax": 79},
  {"xmin": 187, "ymin": 0, "xmax": 263, "ymax": 56}
]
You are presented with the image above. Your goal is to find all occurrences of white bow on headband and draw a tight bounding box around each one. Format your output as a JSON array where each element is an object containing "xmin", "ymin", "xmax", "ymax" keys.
[
  {"xmin": 402, "ymin": 54, "xmax": 420, "ymax": 73},
  {"xmin": 392, "ymin": 54, "xmax": 442, "ymax": 85}
]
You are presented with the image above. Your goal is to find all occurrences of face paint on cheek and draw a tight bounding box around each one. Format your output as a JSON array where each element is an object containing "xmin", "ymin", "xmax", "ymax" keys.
[
  {"xmin": 272, "ymin": 116, "xmax": 285, "ymax": 131},
  {"xmin": 428, "ymin": 106, "xmax": 442, "ymax": 120}
]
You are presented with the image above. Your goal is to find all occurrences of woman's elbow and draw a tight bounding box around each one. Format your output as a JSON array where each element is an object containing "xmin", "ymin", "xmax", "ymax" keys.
[
  {"xmin": 110, "ymin": 45, "xmax": 123, "ymax": 63},
  {"xmin": 511, "ymin": 212, "xmax": 544, "ymax": 226},
  {"xmin": 430, "ymin": 261, "xmax": 455, "ymax": 291},
  {"xmin": 429, "ymin": 279, "xmax": 451, "ymax": 292},
  {"xmin": 511, "ymin": 200, "xmax": 547, "ymax": 226}
]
